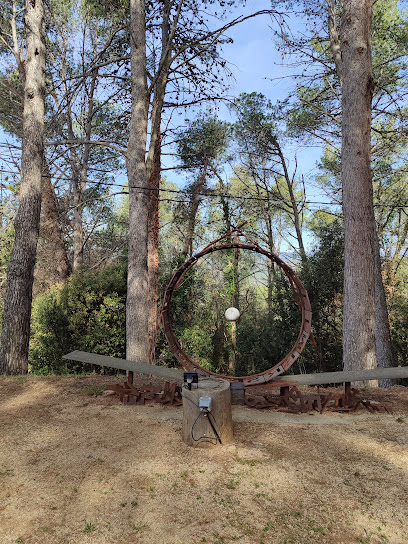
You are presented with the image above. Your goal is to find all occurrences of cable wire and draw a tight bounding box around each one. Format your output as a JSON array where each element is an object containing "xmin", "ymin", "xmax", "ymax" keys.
[
  {"xmin": 2, "ymin": 168, "xmax": 408, "ymax": 208},
  {"xmin": 191, "ymin": 408, "xmax": 222, "ymax": 445}
]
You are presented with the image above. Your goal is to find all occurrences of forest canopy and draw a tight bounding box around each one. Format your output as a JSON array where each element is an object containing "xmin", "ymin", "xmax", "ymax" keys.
[{"xmin": 0, "ymin": 0, "xmax": 408, "ymax": 379}]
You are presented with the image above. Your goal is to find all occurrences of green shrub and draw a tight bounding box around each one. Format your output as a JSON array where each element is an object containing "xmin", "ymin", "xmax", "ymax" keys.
[
  {"xmin": 29, "ymin": 264, "xmax": 126, "ymax": 374},
  {"xmin": 30, "ymin": 290, "xmax": 71, "ymax": 373}
]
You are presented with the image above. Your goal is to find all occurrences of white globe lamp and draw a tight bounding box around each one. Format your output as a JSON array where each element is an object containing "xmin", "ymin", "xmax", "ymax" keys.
[{"xmin": 225, "ymin": 307, "xmax": 240, "ymax": 322}]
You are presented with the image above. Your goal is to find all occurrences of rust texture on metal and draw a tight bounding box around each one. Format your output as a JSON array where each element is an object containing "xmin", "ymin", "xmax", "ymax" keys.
[
  {"xmin": 107, "ymin": 380, "xmax": 183, "ymax": 406},
  {"xmin": 106, "ymin": 378, "xmax": 390, "ymax": 414},
  {"xmin": 161, "ymin": 227, "xmax": 312, "ymax": 386},
  {"xmin": 244, "ymin": 384, "xmax": 390, "ymax": 414}
]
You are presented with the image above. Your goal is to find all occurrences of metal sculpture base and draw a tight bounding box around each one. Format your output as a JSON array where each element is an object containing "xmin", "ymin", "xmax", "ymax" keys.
[
  {"xmin": 107, "ymin": 375, "xmax": 182, "ymax": 406},
  {"xmin": 245, "ymin": 384, "xmax": 391, "ymax": 414}
]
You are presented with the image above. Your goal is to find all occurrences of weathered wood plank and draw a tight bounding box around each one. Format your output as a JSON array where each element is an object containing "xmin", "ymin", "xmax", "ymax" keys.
[
  {"xmin": 63, "ymin": 350, "xmax": 184, "ymax": 381},
  {"xmin": 273, "ymin": 366, "xmax": 408, "ymax": 386},
  {"xmin": 64, "ymin": 350, "xmax": 408, "ymax": 387}
]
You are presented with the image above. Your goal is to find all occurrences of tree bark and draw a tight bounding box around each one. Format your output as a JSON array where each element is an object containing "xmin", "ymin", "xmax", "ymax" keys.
[
  {"xmin": 126, "ymin": 0, "xmax": 150, "ymax": 363},
  {"xmin": 327, "ymin": 0, "xmax": 342, "ymax": 85},
  {"xmin": 328, "ymin": 0, "xmax": 394, "ymax": 384},
  {"xmin": 146, "ymin": 0, "xmax": 174, "ymax": 360},
  {"xmin": 147, "ymin": 131, "xmax": 161, "ymax": 361},
  {"xmin": 181, "ymin": 163, "xmax": 208, "ymax": 260},
  {"xmin": 40, "ymin": 160, "xmax": 71, "ymax": 280},
  {"xmin": 61, "ymin": 32, "xmax": 84, "ymax": 271},
  {"xmin": 228, "ymin": 246, "xmax": 240, "ymax": 375},
  {"xmin": 72, "ymin": 181, "xmax": 84, "ymax": 269},
  {"xmin": 0, "ymin": 0, "xmax": 46, "ymax": 375},
  {"xmin": 260, "ymin": 194, "xmax": 277, "ymax": 313},
  {"xmin": 276, "ymin": 145, "xmax": 307, "ymax": 263},
  {"xmin": 61, "ymin": 28, "xmax": 98, "ymax": 271},
  {"xmin": 341, "ymin": 0, "xmax": 377, "ymax": 376}
]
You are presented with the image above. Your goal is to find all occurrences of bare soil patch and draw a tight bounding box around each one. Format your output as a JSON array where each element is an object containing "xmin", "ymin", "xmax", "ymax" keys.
[{"xmin": 1, "ymin": 374, "xmax": 408, "ymax": 544}]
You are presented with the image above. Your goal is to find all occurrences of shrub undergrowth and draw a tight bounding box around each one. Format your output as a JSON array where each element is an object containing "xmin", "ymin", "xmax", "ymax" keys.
[{"xmin": 29, "ymin": 264, "xmax": 126, "ymax": 374}]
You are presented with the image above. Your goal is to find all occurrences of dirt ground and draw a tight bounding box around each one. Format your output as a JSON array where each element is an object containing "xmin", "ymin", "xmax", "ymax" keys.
[{"xmin": 1, "ymin": 375, "xmax": 408, "ymax": 544}]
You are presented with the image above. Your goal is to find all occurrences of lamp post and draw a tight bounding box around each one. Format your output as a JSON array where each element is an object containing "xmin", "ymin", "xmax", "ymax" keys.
[{"xmin": 225, "ymin": 307, "xmax": 240, "ymax": 373}]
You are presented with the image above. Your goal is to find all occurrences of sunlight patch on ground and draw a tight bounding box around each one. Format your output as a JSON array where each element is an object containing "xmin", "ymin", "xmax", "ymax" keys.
[{"xmin": 1, "ymin": 376, "xmax": 408, "ymax": 544}]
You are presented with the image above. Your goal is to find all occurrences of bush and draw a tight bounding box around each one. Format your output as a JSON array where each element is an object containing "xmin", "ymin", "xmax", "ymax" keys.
[
  {"xmin": 235, "ymin": 275, "xmax": 300, "ymax": 376},
  {"xmin": 30, "ymin": 264, "xmax": 126, "ymax": 374},
  {"xmin": 298, "ymin": 222, "xmax": 344, "ymax": 373},
  {"xmin": 30, "ymin": 290, "xmax": 71, "ymax": 373},
  {"xmin": 388, "ymin": 269, "xmax": 408, "ymax": 367}
]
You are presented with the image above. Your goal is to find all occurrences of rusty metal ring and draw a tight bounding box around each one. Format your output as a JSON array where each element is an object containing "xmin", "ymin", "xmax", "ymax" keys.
[{"xmin": 162, "ymin": 242, "xmax": 311, "ymax": 386}]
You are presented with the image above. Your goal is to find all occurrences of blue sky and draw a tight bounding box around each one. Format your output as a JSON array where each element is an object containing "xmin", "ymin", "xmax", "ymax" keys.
[
  {"xmin": 210, "ymin": 4, "xmax": 330, "ymax": 252},
  {"xmin": 164, "ymin": 3, "xmax": 326, "ymax": 215},
  {"xmin": 223, "ymin": 4, "xmax": 290, "ymax": 98},
  {"xmin": 221, "ymin": 3, "xmax": 323, "ymax": 178}
]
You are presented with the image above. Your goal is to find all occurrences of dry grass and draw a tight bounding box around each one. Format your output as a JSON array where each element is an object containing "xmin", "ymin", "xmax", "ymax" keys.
[{"xmin": 1, "ymin": 375, "xmax": 408, "ymax": 544}]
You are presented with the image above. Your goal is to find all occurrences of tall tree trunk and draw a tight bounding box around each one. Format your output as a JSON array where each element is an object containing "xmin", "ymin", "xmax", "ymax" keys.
[
  {"xmin": 276, "ymin": 145, "xmax": 307, "ymax": 263},
  {"xmin": 126, "ymin": 0, "xmax": 150, "ymax": 363},
  {"xmin": 60, "ymin": 30, "xmax": 84, "ymax": 271},
  {"xmin": 328, "ymin": 0, "xmax": 394, "ymax": 385},
  {"xmin": 0, "ymin": 0, "xmax": 46, "ymax": 375},
  {"xmin": 147, "ymin": 131, "xmax": 161, "ymax": 361},
  {"xmin": 41, "ymin": 160, "xmax": 71, "ymax": 280},
  {"xmin": 128, "ymin": 0, "xmax": 181, "ymax": 363},
  {"xmin": 146, "ymin": 0, "xmax": 174, "ymax": 360},
  {"xmin": 341, "ymin": 0, "xmax": 377, "ymax": 376},
  {"xmin": 65, "ymin": 114, "xmax": 84, "ymax": 269},
  {"xmin": 228, "ymin": 246, "xmax": 240, "ymax": 375},
  {"xmin": 68, "ymin": 73, "xmax": 97, "ymax": 270},
  {"xmin": 327, "ymin": 0, "xmax": 342, "ymax": 85},
  {"xmin": 264, "ymin": 215, "xmax": 276, "ymax": 313},
  {"xmin": 62, "ymin": 26, "xmax": 98, "ymax": 271},
  {"xmin": 72, "ymin": 180, "xmax": 84, "ymax": 269},
  {"xmin": 181, "ymin": 163, "xmax": 207, "ymax": 259}
]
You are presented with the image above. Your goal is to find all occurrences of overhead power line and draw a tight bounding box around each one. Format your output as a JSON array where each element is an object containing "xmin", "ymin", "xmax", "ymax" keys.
[{"xmin": 2, "ymin": 168, "xmax": 408, "ymax": 209}]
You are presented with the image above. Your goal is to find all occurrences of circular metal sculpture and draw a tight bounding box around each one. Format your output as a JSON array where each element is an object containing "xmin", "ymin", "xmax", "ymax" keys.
[{"xmin": 162, "ymin": 228, "xmax": 312, "ymax": 387}]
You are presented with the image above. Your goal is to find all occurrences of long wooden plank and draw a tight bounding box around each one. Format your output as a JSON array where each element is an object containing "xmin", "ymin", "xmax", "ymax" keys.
[
  {"xmin": 64, "ymin": 350, "xmax": 408, "ymax": 386},
  {"xmin": 272, "ymin": 366, "xmax": 408, "ymax": 386},
  {"xmin": 63, "ymin": 350, "xmax": 184, "ymax": 380}
]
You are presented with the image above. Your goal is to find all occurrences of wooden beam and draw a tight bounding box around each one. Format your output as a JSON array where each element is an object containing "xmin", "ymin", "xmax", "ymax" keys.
[
  {"xmin": 285, "ymin": 366, "xmax": 408, "ymax": 385},
  {"xmin": 63, "ymin": 350, "xmax": 184, "ymax": 381},
  {"xmin": 64, "ymin": 350, "xmax": 408, "ymax": 387},
  {"xmin": 249, "ymin": 366, "xmax": 408, "ymax": 389}
]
